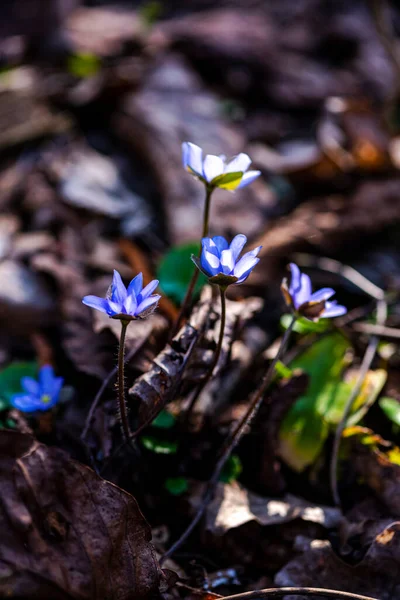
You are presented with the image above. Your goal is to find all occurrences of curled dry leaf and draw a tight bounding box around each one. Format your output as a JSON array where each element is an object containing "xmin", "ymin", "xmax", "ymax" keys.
[
  {"xmin": 0, "ymin": 431, "xmax": 162, "ymax": 600},
  {"xmin": 275, "ymin": 522, "xmax": 400, "ymax": 600}
]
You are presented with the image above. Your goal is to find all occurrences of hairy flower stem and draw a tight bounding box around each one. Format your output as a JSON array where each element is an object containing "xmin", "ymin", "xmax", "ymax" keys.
[
  {"xmin": 186, "ymin": 285, "xmax": 226, "ymax": 415},
  {"xmin": 118, "ymin": 321, "xmax": 131, "ymax": 441},
  {"xmin": 170, "ymin": 187, "xmax": 213, "ymax": 338},
  {"xmin": 161, "ymin": 315, "xmax": 296, "ymax": 564}
]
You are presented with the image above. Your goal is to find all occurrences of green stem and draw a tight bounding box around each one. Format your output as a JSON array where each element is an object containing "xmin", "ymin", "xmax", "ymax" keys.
[
  {"xmin": 170, "ymin": 187, "xmax": 213, "ymax": 338},
  {"xmin": 118, "ymin": 321, "xmax": 131, "ymax": 441},
  {"xmin": 186, "ymin": 285, "xmax": 226, "ymax": 415},
  {"xmin": 161, "ymin": 314, "xmax": 296, "ymax": 564}
]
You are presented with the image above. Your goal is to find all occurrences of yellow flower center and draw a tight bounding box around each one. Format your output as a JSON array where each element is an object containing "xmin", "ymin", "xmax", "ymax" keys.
[{"xmin": 41, "ymin": 394, "xmax": 51, "ymax": 404}]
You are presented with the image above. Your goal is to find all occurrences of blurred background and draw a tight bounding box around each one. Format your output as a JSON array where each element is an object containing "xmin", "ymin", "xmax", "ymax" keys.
[{"xmin": 1, "ymin": 0, "xmax": 400, "ymax": 405}]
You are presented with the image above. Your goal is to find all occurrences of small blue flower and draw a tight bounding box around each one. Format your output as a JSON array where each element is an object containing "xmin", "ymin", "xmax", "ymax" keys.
[
  {"xmin": 82, "ymin": 270, "xmax": 161, "ymax": 321},
  {"xmin": 192, "ymin": 234, "xmax": 261, "ymax": 287},
  {"xmin": 281, "ymin": 263, "xmax": 347, "ymax": 321},
  {"xmin": 182, "ymin": 142, "xmax": 261, "ymax": 190},
  {"xmin": 10, "ymin": 365, "xmax": 64, "ymax": 413}
]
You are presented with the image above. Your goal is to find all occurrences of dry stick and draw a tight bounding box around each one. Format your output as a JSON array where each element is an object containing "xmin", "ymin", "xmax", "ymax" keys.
[
  {"xmin": 185, "ymin": 285, "xmax": 227, "ymax": 415},
  {"xmin": 330, "ymin": 297, "xmax": 387, "ymax": 506},
  {"xmin": 352, "ymin": 322, "xmax": 400, "ymax": 339},
  {"xmin": 160, "ymin": 315, "xmax": 296, "ymax": 565},
  {"xmin": 170, "ymin": 187, "xmax": 213, "ymax": 339},
  {"xmin": 218, "ymin": 587, "xmax": 378, "ymax": 600}
]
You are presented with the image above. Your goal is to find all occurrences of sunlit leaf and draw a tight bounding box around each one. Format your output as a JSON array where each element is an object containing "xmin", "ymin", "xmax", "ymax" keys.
[
  {"xmin": 379, "ymin": 397, "xmax": 400, "ymax": 427},
  {"xmin": 141, "ymin": 435, "xmax": 178, "ymax": 454},
  {"xmin": 220, "ymin": 454, "xmax": 242, "ymax": 483},
  {"xmin": 67, "ymin": 52, "xmax": 101, "ymax": 78},
  {"xmin": 157, "ymin": 242, "xmax": 207, "ymax": 305},
  {"xmin": 281, "ymin": 313, "xmax": 330, "ymax": 334},
  {"xmin": 151, "ymin": 410, "xmax": 176, "ymax": 429},
  {"xmin": 211, "ymin": 171, "xmax": 243, "ymax": 190}
]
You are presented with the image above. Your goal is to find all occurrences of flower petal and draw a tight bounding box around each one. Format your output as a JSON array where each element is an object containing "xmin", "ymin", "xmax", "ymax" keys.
[
  {"xmin": 111, "ymin": 270, "xmax": 127, "ymax": 304},
  {"xmin": 220, "ymin": 249, "xmax": 235, "ymax": 274},
  {"xmin": 136, "ymin": 295, "xmax": 161, "ymax": 317},
  {"xmin": 234, "ymin": 252, "xmax": 260, "ymax": 279},
  {"xmin": 107, "ymin": 300, "xmax": 122, "ymax": 315},
  {"xmin": 183, "ymin": 142, "xmax": 203, "ymax": 176},
  {"xmin": 39, "ymin": 365, "xmax": 55, "ymax": 393},
  {"xmin": 293, "ymin": 273, "xmax": 312, "ymax": 309},
  {"xmin": 21, "ymin": 376, "xmax": 39, "ymax": 396},
  {"xmin": 237, "ymin": 170, "xmax": 261, "ymax": 189},
  {"xmin": 82, "ymin": 295, "xmax": 110, "ymax": 314},
  {"xmin": 203, "ymin": 154, "xmax": 224, "ymax": 182},
  {"xmin": 123, "ymin": 293, "xmax": 137, "ymax": 316},
  {"xmin": 139, "ymin": 279, "xmax": 159, "ymax": 301},
  {"xmin": 201, "ymin": 249, "xmax": 220, "ymax": 276},
  {"xmin": 289, "ymin": 263, "xmax": 301, "ymax": 294},
  {"xmin": 212, "ymin": 236, "xmax": 229, "ymax": 255},
  {"xmin": 127, "ymin": 272, "xmax": 143, "ymax": 298},
  {"xmin": 235, "ymin": 257, "xmax": 260, "ymax": 283},
  {"xmin": 224, "ymin": 153, "xmax": 252, "ymax": 174},
  {"xmin": 202, "ymin": 237, "xmax": 219, "ymax": 257},
  {"xmin": 309, "ymin": 288, "xmax": 336, "ymax": 302},
  {"xmin": 10, "ymin": 393, "xmax": 40, "ymax": 412},
  {"xmin": 229, "ymin": 234, "xmax": 247, "ymax": 261},
  {"xmin": 322, "ymin": 302, "xmax": 347, "ymax": 319}
]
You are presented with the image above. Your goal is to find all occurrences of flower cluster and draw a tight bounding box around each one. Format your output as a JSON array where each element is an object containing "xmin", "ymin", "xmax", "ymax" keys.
[
  {"xmin": 10, "ymin": 365, "xmax": 63, "ymax": 413},
  {"xmin": 192, "ymin": 234, "xmax": 261, "ymax": 288},
  {"xmin": 182, "ymin": 142, "xmax": 261, "ymax": 191},
  {"xmin": 281, "ymin": 263, "xmax": 347, "ymax": 321},
  {"xmin": 83, "ymin": 271, "xmax": 160, "ymax": 321}
]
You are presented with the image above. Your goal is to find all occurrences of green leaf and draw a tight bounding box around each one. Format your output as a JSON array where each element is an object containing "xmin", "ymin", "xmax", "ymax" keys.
[
  {"xmin": 211, "ymin": 171, "xmax": 243, "ymax": 190},
  {"xmin": 67, "ymin": 52, "xmax": 101, "ymax": 78},
  {"xmin": 219, "ymin": 454, "xmax": 243, "ymax": 483},
  {"xmin": 274, "ymin": 360, "xmax": 293, "ymax": 380},
  {"xmin": 157, "ymin": 242, "xmax": 207, "ymax": 305},
  {"xmin": 278, "ymin": 333, "xmax": 350, "ymax": 471},
  {"xmin": 139, "ymin": 0, "xmax": 163, "ymax": 27},
  {"xmin": 151, "ymin": 410, "xmax": 176, "ymax": 429},
  {"xmin": 281, "ymin": 313, "xmax": 330, "ymax": 334},
  {"xmin": 278, "ymin": 332, "xmax": 387, "ymax": 472},
  {"xmin": 164, "ymin": 477, "xmax": 189, "ymax": 495},
  {"xmin": 0, "ymin": 362, "xmax": 38, "ymax": 410},
  {"xmin": 141, "ymin": 435, "xmax": 178, "ymax": 454},
  {"xmin": 379, "ymin": 397, "xmax": 400, "ymax": 427}
]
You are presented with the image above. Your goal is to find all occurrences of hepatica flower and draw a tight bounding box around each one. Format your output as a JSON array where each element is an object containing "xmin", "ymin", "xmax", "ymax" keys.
[
  {"xmin": 182, "ymin": 142, "xmax": 261, "ymax": 191},
  {"xmin": 82, "ymin": 271, "xmax": 160, "ymax": 321},
  {"xmin": 192, "ymin": 234, "xmax": 261, "ymax": 287},
  {"xmin": 281, "ymin": 263, "xmax": 347, "ymax": 321},
  {"xmin": 10, "ymin": 365, "xmax": 63, "ymax": 413}
]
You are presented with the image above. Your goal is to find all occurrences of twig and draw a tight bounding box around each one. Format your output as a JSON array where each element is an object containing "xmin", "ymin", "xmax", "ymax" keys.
[
  {"xmin": 330, "ymin": 298, "xmax": 387, "ymax": 506},
  {"xmin": 160, "ymin": 316, "xmax": 296, "ymax": 565},
  {"xmin": 351, "ymin": 322, "xmax": 400, "ymax": 339},
  {"xmin": 185, "ymin": 285, "xmax": 227, "ymax": 415},
  {"xmin": 219, "ymin": 587, "xmax": 378, "ymax": 600}
]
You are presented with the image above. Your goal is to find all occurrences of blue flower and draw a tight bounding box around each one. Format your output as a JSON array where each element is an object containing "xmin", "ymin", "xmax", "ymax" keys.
[
  {"xmin": 192, "ymin": 234, "xmax": 261, "ymax": 287},
  {"xmin": 10, "ymin": 365, "xmax": 64, "ymax": 413},
  {"xmin": 82, "ymin": 270, "xmax": 161, "ymax": 321},
  {"xmin": 281, "ymin": 263, "xmax": 347, "ymax": 321},
  {"xmin": 182, "ymin": 142, "xmax": 261, "ymax": 190}
]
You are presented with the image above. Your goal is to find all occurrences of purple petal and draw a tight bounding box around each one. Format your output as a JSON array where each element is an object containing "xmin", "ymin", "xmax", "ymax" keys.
[
  {"xmin": 48, "ymin": 377, "xmax": 64, "ymax": 404},
  {"xmin": 201, "ymin": 249, "xmax": 220, "ymax": 276},
  {"xmin": 229, "ymin": 234, "xmax": 247, "ymax": 261},
  {"xmin": 107, "ymin": 300, "xmax": 123, "ymax": 315},
  {"xmin": 111, "ymin": 270, "xmax": 127, "ymax": 304},
  {"xmin": 10, "ymin": 393, "xmax": 41, "ymax": 412},
  {"xmin": 203, "ymin": 155, "xmax": 224, "ymax": 182},
  {"xmin": 39, "ymin": 365, "xmax": 55, "ymax": 393},
  {"xmin": 235, "ymin": 257, "xmax": 260, "ymax": 283},
  {"xmin": 220, "ymin": 249, "xmax": 235, "ymax": 274},
  {"xmin": 237, "ymin": 170, "xmax": 261, "ymax": 189},
  {"xmin": 183, "ymin": 142, "xmax": 203, "ymax": 176},
  {"xmin": 127, "ymin": 273, "xmax": 143, "ymax": 298},
  {"xmin": 293, "ymin": 273, "xmax": 312, "ymax": 309},
  {"xmin": 224, "ymin": 153, "xmax": 251, "ymax": 174},
  {"xmin": 322, "ymin": 302, "xmax": 347, "ymax": 319},
  {"xmin": 136, "ymin": 295, "xmax": 161, "ymax": 316},
  {"xmin": 21, "ymin": 376, "xmax": 39, "ymax": 396},
  {"xmin": 212, "ymin": 236, "xmax": 229, "ymax": 255},
  {"xmin": 123, "ymin": 293, "xmax": 138, "ymax": 316},
  {"xmin": 82, "ymin": 295, "xmax": 110, "ymax": 314},
  {"xmin": 288, "ymin": 263, "xmax": 301, "ymax": 294},
  {"xmin": 309, "ymin": 288, "xmax": 336, "ymax": 302},
  {"xmin": 234, "ymin": 252, "xmax": 260, "ymax": 279},
  {"xmin": 202, "ymin": 237, "xmax": 219, "ymax": 257},
  {"xmin": 139, "ymin": 279, "xmax": 159, "ymax": 301}
]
